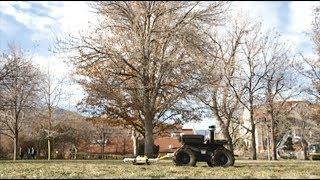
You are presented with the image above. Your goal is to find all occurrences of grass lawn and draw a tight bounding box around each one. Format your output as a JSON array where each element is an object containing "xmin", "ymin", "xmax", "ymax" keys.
[{"xmin": 0, "ymin": 159, "xmax": 319, "ymax": 179}]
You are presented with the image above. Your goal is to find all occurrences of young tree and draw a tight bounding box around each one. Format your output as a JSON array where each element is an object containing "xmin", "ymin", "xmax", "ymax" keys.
[
  {"xmin": 195, "ymin": 19, "xmax": 250, "ymax": 153},
  {"xmin": 226, "ymin": 22, "xmax": 278, "ymax": 160},
  {"xmin": 58, "ymin": 1, "xmax": 229, "ymax": 157},
  {"xmin": 39, "ymin": 67, "xmax": 66, "ymax": 160},
  {"xmin": 262, "ymin": 35, "xmax": 297, "ymax": 160},
  {"xmin": 0, "ymin": 44, "xmax": 42, "ymax": 160},
  {"xmin": 91, "ymin": 118, "xmax": 110, "ymax": 154}
]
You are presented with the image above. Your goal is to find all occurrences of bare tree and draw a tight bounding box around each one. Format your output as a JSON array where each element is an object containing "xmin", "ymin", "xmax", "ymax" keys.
[
  {"xmin": 0, "ymin": 53, "xmax": 11, "ymax": 83},
  {"xmin": 312, "ymin": 4, "xmax": 320, "ymax": 63},
  {"xmin": 0, "ymin": 44, "xmax": 42, "ymax": 160},
  {"xmin": 310, "ymin": 5, "xmax": 320, "ymax": 100},
  {"xmin": 195, "ymin": 19, "xmax": 250, "ymax": 153},
  {"xmin": 38, "ymin": 66, "xmax": 66, "ymax": 160},
  {"xmin": 262, "ymin": 35, "xmax": 298, "ymax": 160},
  {"xmin": 297, "ymin": 5, "xmax": 320, "ymax": 102},
  {"xmin": 0, "ymin": 50, "xmax": 15, "ymax": 105},
  {"xmin": 91, "ymin": 118, "xmax": 110, "ymax": 154},
  {"xmin": 57, "ymin": 1, "xmax": 229, "ymax": 157},
  {"xmin": 288, "ymin": 6, "xmax": 320, "ymax": 150},
  {"xmin": 226, "ymin": 22, "xmax": 279, "ymax": 160}
]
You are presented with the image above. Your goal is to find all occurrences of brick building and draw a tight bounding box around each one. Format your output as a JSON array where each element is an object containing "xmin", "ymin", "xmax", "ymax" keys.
[
  {"xmin": 154, "ymin": 128, "xmax": 194, "ymax": 154},
  {"xmin": 81, "ymin": 125, "xmax": 224, "ymax": 157},
  {"xmin": 240, "ymin": 100, "xmax": 319, "ymax": 157},
  {"xmin": 79, "ymin": 126, "xmax": 133, "ymax": 155}
]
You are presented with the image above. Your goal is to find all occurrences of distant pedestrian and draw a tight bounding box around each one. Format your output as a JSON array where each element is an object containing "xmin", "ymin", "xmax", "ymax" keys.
[
  {"xmin": 19, "ymin": 147, "xmax": 24, "ymax": 160},
  {"xmin": 70, "ymin": 145, "xmax": 77, "ymax": 160},
  {"xmin": 31, "ymin": 147, "xmax": 35, "ymax": 159},
  {"xmin": 33, "ymin": 149, "xmax": 37, "ymax": 159},
  {"xmin": 27, "ymin": 148, "xmax": 31, "ymax": 159}
]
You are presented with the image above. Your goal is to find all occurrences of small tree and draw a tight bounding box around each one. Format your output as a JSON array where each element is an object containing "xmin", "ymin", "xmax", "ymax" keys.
[
  {"xmin": 195, "ymin": 18, "xmax": 250, "ymax": 153},
  {"xmin": 226, "ymin": 23, "xmax": 280, "ymax": 160},
  {"xmin": 262, "ymin": 36, "xmax": 298, "ymax": 160},
  {"xmin": 39, "ymin": 66, "xmax": 66, "ymax": 160}
]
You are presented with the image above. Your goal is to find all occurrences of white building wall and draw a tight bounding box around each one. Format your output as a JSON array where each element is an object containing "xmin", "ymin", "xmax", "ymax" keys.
[
  {"xmin": 240, "ymin": 108, "xmax": 252, "ymax": 147},
  {"xmin": 240, "ymin": 108, "xmax": 264, "ymax": 151}
]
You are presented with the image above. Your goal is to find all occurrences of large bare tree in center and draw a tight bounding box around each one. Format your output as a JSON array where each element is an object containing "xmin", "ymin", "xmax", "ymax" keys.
[{"xmin": 58, "ymin": 1, "xmax": 229, "ymax": 157}]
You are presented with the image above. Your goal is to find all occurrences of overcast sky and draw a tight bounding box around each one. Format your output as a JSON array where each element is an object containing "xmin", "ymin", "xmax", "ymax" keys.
[{"xmin": 0, "ymin": 1, "xmax": 319, "ymax": 130}]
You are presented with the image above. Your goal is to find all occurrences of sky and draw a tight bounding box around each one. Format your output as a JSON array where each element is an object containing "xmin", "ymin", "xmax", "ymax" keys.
[{"xmin": 0, "ymin": 1, "xmax": 319, "ymax": 130}]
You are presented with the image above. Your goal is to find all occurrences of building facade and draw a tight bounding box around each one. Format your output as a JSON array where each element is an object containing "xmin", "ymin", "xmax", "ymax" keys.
[{"xmin": 240, "ymin": 101, "xmax": 319, "ymax": 158}]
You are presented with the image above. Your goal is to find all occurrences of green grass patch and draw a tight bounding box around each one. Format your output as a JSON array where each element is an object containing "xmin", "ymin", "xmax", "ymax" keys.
[{"xmin": 0, "ymin": 159, "xmax": 319, "ymax": 179}]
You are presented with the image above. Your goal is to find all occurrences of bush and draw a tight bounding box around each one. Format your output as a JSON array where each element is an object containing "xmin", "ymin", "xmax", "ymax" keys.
[{"xmin": 0, "ymin": 146, "xmax": 9, "ymax": 159}]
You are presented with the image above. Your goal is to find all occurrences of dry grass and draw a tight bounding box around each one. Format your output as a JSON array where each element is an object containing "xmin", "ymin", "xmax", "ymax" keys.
[{"xmin": 0, "ymin": 159, "xmax": 319, "ymax": 179}]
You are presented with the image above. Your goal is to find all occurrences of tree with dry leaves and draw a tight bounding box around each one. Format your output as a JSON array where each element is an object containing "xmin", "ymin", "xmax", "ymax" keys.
[
  {"xmin": 0, "ymin": 44, "xmax": 42, "ymax": 160},
  {"xmin": 297, "ymin": 5, "xmax": 320, "ymax": 102},
  {"xmin": 290, "ymin": 6, "xmax": 320, "ymax": 147},
  {"xmin": 309, "ymin": 6, "xmax": 320, "ymax": 101},
  {"xmin": 261, "ymin": 35, "xmax": 299, "ymax": 160},
  {"xmin": 57, "ymin": 1, "xmax": 229, "ymax": 157},
  {"xmin": 0, "ymin": 49, "xmax": 15, "ymax": 106},
  {"xmin": 38, "ymin": 67, "xmax": 67, "ymax": 160}
]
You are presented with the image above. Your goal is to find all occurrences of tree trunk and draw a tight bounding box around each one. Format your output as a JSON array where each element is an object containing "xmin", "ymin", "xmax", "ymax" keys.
[
  {"xmin": 144, "ymin": 119, "xmax": 154, "ymax": 158},
  {"xmin": 270, "ymin": 117, "xmax": 277, "ymax": 160},
  {"xmin": 123, "ymin": 138, "xmax": 126, "ymax": 155},
  {"xmin": 303, "ymin": 145, "xmax": 307, "ymax": 160},
  {"xmin": 115, "ymin": 139, "xmax": 118, "ymax": 154},
  {"xmin": 13, "ymin": 136, "xmax": 17, "ymax": 161},
  {"xmin": 250, "ymin": 107, "xmax": 257, "ymax": 160},
  {"xmin": 223, "ymin": 128, "xmax": 234, "ymax": 154},
  {"xmin": 266, "ymin": 127, "xmax": 270, "ymax": 160},
  {"xmin": 301, "ymin": 138, "xmax": 307, "ymax": 160},
  {"xmin": 13, "ymin": 116, "xmax": 19, "ymax": 161},
  {"xmin": 48, "ymin": 139, "xmax": 51, "ymax": 160},
  {"xmin": 131, "ymin": 129, "xmax": 138, "ymax": 157},
  {"xmin": 101, "ymin": 141, "xmax": 105, "ymax": 154},
  {"xmin": 251, "ymin": 128, "xmax": 257, "ymax": 160},
  {"xmin": 249, "ymin": 99, "xmax": 257, "ymax": 160}
]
